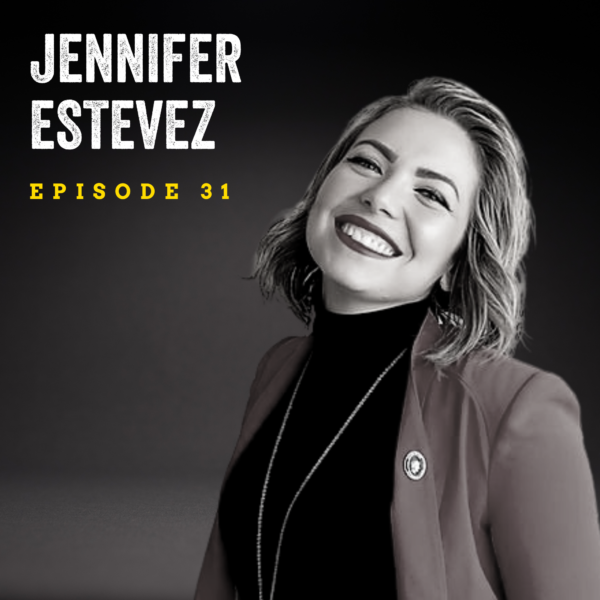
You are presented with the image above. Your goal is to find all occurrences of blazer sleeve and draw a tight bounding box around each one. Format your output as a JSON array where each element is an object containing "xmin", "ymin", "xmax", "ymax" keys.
[
  {"xmin": 193, "ymin": 337, "xmax": 298, "ymax": 600},
  {"xmin": 488, "ymin": 371, "xmax": 600, "ymax": 600}
]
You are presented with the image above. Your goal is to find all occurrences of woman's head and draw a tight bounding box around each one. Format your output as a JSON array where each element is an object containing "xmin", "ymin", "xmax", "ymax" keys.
[
  {"xmin": 254, "ymin": 77, "xmax": 532, "ymax": 365},
  {"xmin": 305, "ymin": 106, "xmax": 479, "ymax": 316}
]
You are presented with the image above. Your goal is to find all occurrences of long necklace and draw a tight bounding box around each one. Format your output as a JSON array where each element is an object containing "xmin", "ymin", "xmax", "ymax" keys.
[{"xmin": 256, "ymin": 347, "xmax": 407, "ymax": 600}]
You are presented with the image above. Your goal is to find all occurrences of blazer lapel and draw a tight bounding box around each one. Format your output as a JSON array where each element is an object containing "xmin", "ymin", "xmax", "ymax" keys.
[{"xmin": 391, "ymin": 311, "xmax": 448, "ymax": 600}]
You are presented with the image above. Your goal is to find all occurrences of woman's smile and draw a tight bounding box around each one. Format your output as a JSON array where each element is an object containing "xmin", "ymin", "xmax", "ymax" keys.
[
  {"xmin": 306, "ymin": 107, "xmax": 480, "ymax": 314},
  {"xmin": 335, "ymin": 214, "xmax": 402, "ymax": 259}
]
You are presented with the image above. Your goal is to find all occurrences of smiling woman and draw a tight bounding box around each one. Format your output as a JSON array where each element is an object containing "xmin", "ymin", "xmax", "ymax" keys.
[
  {"xmin": 194, "ymin": 78, "xmax": 600, "ymax": 600},
  {"xmin": 306, "ymin": 108, "xmax": 478, "ymax": 314}
]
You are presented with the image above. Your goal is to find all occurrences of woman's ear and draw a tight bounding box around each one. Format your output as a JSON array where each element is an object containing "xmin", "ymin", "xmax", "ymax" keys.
[{"xmin": 440, "ymin": 270, "xmax": 452, "ymax": 292}]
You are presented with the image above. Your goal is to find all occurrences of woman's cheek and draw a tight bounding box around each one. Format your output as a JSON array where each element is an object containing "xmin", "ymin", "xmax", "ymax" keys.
[{"xmin": 306, "ymin": 208, "xmax": 328, "ymax": 267}]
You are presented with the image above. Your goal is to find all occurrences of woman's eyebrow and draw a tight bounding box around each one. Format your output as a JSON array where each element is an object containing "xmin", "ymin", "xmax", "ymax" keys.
[
  {"xmin": 416, "ymin": 167, "xmax": 460, "ymax": 201},
  {"xmin": 354, "ymin": 139, "xmax": 398, "ymax": 162}
]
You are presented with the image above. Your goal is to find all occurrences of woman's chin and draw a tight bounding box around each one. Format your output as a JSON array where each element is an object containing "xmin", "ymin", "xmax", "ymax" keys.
[{"xmin": 320, "ymin": 271, "xmax": 434, "ymax": 314}]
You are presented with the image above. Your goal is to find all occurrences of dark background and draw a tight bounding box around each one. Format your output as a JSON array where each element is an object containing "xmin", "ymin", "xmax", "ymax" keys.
[{"xmin": 2, "ymin": 3, "xmax": 598, "ymax": 599}]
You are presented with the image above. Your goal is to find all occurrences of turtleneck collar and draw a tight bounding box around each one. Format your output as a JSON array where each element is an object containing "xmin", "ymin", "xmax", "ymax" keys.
[{"xmin": 311, "ymin": 295, "xmax": 431, "ymax": 375}]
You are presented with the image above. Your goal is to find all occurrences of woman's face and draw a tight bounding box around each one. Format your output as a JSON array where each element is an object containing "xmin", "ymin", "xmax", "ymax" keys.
[{"xmin": 306, "ymin": 107, "xmax": 480, "ymax": 313}]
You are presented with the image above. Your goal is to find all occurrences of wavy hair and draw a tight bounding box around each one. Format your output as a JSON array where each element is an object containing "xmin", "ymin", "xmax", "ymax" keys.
[{"xmin": 253, "ymin": 77, "xmax": 533, "ymax": 366}]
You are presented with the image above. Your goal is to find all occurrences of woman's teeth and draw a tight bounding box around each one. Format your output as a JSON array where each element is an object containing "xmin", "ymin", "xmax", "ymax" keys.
[{"xmin": 340, "ymin": 222, "xmax": 396, "ymax": 257}]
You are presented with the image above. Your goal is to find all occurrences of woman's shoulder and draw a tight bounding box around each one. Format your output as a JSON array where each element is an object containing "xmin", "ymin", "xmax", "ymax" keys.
[
  {"xmin": 257, "ymin": 335, "xmax": 312, "ymax": 372},
  {"xmin": 437, "ymin": 352, "xmax": 581, "ymax": 441},
  {"xmin": 456, "ymin": 352, "xmax": 573, "ymax": 399},
  {"xmin": 247, "ymin": 335, "xmax": 313, "ymax": 400}
]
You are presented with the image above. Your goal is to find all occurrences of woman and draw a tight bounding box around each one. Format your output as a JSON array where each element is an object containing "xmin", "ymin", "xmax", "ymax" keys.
[{"xmin": 195, "ymin": 78, "xmax": 600, "ymax": 599}]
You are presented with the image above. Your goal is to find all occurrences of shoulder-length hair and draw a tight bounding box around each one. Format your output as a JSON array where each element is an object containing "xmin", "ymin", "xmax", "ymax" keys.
[{"xmin": 253, "ymin": 77, "xmax": 533, "ymax": 366}]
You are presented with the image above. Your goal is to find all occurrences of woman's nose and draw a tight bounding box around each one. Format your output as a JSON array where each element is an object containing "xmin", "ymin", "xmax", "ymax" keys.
[
  {"xmin": 359, "ymin": 179, "xmax": 404, "ymax": 219},
  {"xmin": 360, "ymin": 195, "xmax": 393, "ymax": 218}
]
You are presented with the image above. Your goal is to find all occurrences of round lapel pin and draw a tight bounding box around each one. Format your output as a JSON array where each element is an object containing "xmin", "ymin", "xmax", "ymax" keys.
[{"xmin": 403, "ymin": 450, "xmax": 427, "ymax": 481}]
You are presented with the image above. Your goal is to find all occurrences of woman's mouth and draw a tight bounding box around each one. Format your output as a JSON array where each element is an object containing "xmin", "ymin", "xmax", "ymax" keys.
[{"xmin": 334, "ymin": 215, "xmax": 402, "ymax": 258}]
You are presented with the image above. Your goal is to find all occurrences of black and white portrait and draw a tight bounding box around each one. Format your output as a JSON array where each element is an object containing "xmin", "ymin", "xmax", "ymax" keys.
[{"xmin": 1, "ymin": 4, "xmax": 598, "ymax": 599}]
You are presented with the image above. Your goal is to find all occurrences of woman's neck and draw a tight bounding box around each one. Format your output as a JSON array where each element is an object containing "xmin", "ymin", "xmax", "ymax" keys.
[{"xmin": 312, "ymin": 294, "xmax": 431, "ymax": 371}]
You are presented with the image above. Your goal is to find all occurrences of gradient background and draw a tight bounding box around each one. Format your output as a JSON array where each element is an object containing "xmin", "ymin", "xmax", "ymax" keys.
[{"xmin": 2, "ymin": 3, "xmax": 598, "ymax": 599}]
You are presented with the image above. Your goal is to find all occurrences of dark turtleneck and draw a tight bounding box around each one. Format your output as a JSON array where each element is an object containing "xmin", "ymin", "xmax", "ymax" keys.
[{"xmin": 219, "ymin": 297, "xmax": 430, "ymax": 600}]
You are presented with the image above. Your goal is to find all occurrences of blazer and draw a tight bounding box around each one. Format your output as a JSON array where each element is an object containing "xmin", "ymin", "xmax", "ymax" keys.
[{"xmin": 195, "ymin": 310, "xmax": 600, "ymax": 599}]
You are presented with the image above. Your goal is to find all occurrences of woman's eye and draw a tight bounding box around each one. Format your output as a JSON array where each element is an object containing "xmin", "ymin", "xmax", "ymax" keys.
[
  {"xmin": 417, "ymin": 188, "xmax": 451, "ymax": 211},
  {"xmin": 347, "ymin": 155, "xmax": 381, "ymax": 174}
]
